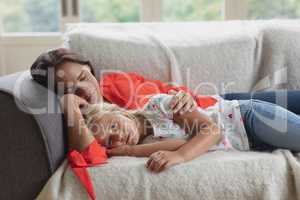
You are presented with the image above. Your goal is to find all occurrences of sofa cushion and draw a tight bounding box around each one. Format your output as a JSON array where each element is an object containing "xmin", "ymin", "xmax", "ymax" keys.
[{"xmin": 64, "ymin": 22, "xmax": 260, "ymax": 94}]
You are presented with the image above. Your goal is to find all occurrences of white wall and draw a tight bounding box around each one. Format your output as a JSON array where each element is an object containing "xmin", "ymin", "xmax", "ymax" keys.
[{"xmin": 0, "ymin": 33, "xmax": 62, "ymax": 76}]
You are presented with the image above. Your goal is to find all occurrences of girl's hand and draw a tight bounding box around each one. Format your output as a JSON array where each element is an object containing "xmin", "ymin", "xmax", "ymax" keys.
[
  {"xmin": 168, "ymin": 90, "xmax": 197, "ymax": 115},
  {"xmin": 106, "ymin": 145, "xmax": 132, "ymax": 157},
  {"xmin": 146, "ymin": 150, "xmax": 185, "ymax": 173}
]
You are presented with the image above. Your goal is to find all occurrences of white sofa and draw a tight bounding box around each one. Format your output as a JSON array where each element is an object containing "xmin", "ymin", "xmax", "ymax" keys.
[{"xmin": 37, "ymin": 20, "xmax": 300, "ymax": 200}]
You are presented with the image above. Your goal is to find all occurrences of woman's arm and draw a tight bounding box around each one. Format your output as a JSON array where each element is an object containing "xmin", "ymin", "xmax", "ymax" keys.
[
  {"xmin": 107, "ymin": 138, "xmax": 187, "ymax": 157},
  {"xmin": 60, "ymin": 94, "xmax": 95, "ymax": 151}
]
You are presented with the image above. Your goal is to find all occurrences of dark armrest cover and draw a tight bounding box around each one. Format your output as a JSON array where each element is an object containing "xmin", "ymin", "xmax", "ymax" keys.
[{"xmin": 0, "ymin": 71, "xmax": 66, "ymax": 200}]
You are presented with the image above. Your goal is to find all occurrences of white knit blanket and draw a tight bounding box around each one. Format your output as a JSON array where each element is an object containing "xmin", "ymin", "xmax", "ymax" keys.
[
  {"xmin": 64, "ymin": 20, "xmax": 300, "ymax": 94},
  {"xmin": 37, "ymin": 150, "xmax": 300, "ymax": 200}
]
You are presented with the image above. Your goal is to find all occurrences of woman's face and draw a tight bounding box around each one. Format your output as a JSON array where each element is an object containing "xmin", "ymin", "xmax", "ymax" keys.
[
  {"xmin": 55, "ymin": 61, "xmax": 101, "ymax": 104},
  {"xmin": 89, "ymin": 113, "xmax": 140, "ymax": 148}
]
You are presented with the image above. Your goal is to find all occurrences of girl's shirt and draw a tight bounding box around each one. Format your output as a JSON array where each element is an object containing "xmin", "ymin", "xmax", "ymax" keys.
[{"xmin": 142, "ymin": 94, "xmax": 250, "ymax": 151}]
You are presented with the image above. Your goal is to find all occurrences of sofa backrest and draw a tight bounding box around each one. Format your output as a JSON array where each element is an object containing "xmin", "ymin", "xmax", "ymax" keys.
[
  {"xmin": 64, "ymin": 22, "xmax": 259, "ymax": 95},
  {"xmin": 64, "ymin": 20, "xmax": 300, "ymax": 95}
]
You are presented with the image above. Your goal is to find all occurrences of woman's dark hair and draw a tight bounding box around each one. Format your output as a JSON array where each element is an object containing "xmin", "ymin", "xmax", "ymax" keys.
[{"xmin": 30, "ymin": 48, "xmax": 95, "ymax": 89}]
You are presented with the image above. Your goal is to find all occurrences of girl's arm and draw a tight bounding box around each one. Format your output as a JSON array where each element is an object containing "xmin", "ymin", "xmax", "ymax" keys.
[
  {"xmin": 173, "ymin": 110, "xmax": 222, "ymax": 162},
  {"xmin": 107, "ymin": 109, "xmax": 221, "ymax": 164},
  {"xmin": 146, "ymin": 110, "xmax": 222, "ymax": 172},
  {"xmin": 107, "ymin": 138, "xmax": 187, "ymax": 157}
]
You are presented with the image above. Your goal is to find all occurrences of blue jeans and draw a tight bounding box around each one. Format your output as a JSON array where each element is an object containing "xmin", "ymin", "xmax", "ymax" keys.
[
  {"xmin": 222, "ymin": 90, "xmax": 300, "ymax": 152},
  {"xmin": 237, "ymin": 99, "xmax": 300, "ymax": 152},
  {"xmin": 223, "ymin": 90, "xmax": 300, "ymax": 115}
]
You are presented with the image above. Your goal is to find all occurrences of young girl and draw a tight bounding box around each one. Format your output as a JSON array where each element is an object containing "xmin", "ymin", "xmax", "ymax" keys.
[{"xmin": 82, "ymin": 93, "xmax": 237, "ymax": 173}]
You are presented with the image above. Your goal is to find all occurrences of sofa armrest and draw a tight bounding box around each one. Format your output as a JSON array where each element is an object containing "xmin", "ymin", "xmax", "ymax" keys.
[{"xmin": 0, "ymin": 71, "xmax": 66, "ymax": 200}]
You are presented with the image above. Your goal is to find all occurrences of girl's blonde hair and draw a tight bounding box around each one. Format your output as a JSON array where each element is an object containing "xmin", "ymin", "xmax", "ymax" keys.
[{"xmin": 83, "ymin": 102, "xmax": 143, "ymax": 129}]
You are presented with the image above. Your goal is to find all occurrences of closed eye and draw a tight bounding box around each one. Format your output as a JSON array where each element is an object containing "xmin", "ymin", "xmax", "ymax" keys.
[
  {"xmin": 80, "ymin": 76, "xmax": 85, "ymax": 81},
  {"xmin": 78, "ymin": 71, "xmax": 86, "ymax": 81}
]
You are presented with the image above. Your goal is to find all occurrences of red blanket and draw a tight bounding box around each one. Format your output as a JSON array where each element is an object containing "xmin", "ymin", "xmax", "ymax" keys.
[
  {"xmin": 99, "ymin": 72, "xmax": 217, "ymax": 109},
  {"xmin": 68, "ymin": 140, "xmax": 107, "ymax": 200}
]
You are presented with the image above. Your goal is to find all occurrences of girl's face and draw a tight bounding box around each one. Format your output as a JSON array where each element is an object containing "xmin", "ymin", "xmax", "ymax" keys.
[
  {"xmin": 55, "ymin": 61, "xmax": 101, "ymax": 104},
  {"xmin": 89, "ymin": 113, "xmax": 140, "ymax": 148}
]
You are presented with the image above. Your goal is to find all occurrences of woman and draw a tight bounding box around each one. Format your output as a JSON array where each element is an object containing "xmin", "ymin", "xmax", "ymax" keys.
[
  {"xmin": 31, "ymin": 48, "xmax": 300, "ymax": 173},
  {"xmin": 30, "ymin": 48, "xmax": 197, "ymax": 151}
]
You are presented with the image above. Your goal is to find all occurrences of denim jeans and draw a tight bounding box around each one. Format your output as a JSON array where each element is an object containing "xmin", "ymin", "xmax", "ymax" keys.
[
  {"xmin": 238, "ymin": 99, "xmax": 300, "ymax": 152},
  {"xmin": 223, "ymin": 90, "xmax": 300, "ymax": 115}
]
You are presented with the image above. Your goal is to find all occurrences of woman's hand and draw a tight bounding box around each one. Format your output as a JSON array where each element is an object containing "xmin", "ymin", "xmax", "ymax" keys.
[
  {"xmin": 168, "ymin": 90, "xmax": 197, "ymax": 115},
  {"xmin": 146, "ymin": 150, "xmax": 185, "ymax": 173},
  {"xmin": 106, "ymin": 145, "xmax": 133, "ymax": 157},
  {"xmin": 60, "ymin": 93, "xmax": 89, "ymax": 115},
  {"xmin": 60, "ymin": 94, "xmax": 95, "ymax": 151}
]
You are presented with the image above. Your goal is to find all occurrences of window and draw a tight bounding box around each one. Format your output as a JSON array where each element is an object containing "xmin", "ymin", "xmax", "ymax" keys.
[
  {"xmin": 1, "ymin": 0, "xmax": 300, "ymax": 33},
  {"xmin": 80, "ymin": 0, "xmax": 140, "ymax": 22},
  {"xmin": 0, "ymin": 0, "xmax": 60, "ymax": 32},
  {"xmin": 247, "ymin": 0, "xmax": 300, "ymax": 19},
  {"xmin": 162, "ymin": 0, "xmax": 223, "ymax": 21}
]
